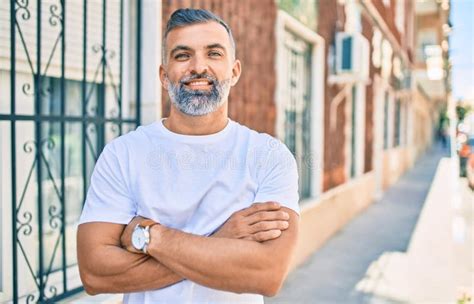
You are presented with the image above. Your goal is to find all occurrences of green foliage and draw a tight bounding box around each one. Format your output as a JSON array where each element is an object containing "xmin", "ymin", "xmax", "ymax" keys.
[
  {"xmin": 277, "ymin": 0, "xmax": 318, "ymax": 31},
  {"xmin": 456, "ymin": 104, "xmax": 472, "ymax": 122}
]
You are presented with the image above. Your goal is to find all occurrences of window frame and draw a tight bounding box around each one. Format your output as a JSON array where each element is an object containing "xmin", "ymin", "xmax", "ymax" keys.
[{"xmin": 275, "ymin": 10, "xmax": 325, "ymax": 200}]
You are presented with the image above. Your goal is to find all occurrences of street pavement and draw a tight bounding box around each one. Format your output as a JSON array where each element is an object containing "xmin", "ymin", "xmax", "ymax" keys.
[{"xmin": 266, "ymin": 147, "xmax": 473, "ymax": 304}]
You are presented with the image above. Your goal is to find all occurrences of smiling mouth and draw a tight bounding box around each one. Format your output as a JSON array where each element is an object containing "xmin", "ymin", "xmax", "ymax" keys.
[{"xmin": 183, "ymin": 79, "xmax": 213, "ymax": 89}]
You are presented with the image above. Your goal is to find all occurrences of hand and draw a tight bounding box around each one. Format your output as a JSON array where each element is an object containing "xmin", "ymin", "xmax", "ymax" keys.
[
  {"xmin": 120, "ymin": 216, "xmax": 157, "ymax": 254},
  {"xmin": 212, "ymin": 202, "xmax": 290, "ymax": 242}
]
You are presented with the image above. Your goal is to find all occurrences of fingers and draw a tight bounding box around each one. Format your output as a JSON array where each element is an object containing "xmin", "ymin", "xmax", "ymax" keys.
[
  {"xmin": 243, "ymin": 229, "xmax": 282, "ymax": 242},
  {"xmin": 239, "ymin": 201, "xmax": 281, "ymax": 217},
  {"xmin": 249, "ymin": 220, "xmax": 289, "ymax": 234},
  {"xmin": 246, "ymin": 210, "xmax": 290, "ymax": 225}
]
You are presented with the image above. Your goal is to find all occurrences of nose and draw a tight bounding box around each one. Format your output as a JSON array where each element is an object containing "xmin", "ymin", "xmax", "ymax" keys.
[{"xmin": 189, "ymin": 54, "xmax": 208, "ymax": 75}]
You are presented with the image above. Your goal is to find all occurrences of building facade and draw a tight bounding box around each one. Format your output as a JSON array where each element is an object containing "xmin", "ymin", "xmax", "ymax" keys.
[{"xmin": 0, "ymin": 0, "xmax": 450, "ymax": 302}]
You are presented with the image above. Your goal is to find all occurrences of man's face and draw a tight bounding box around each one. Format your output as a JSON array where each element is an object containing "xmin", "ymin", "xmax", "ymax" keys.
[{"xmin": 160, "ymin": 22, "xmax": 241, "ymax": 116}]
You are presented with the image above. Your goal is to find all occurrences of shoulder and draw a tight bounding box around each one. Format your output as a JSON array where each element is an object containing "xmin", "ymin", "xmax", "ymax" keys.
[
  {"xmin": 103, "ymin": 123, "xmax": 155, "ymax": 156},
  {"xmin": 232, "ymin": 121, "xmax": 286, "ymax": 152},
  {"xmin": 231, "ymin": 121, "xmax": 296, "ymax": 171}
]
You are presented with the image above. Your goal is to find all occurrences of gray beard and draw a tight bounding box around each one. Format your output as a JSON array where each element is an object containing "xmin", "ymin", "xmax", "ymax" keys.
[{"xmin": 167, "ymin": 75, "xmax": 231, "ymax": 116}]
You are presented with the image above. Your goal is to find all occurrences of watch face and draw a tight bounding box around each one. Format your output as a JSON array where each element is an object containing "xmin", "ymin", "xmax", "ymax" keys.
[{"xmin": 131, "ymin": 228, "xmax": 146, "ymax": 250}]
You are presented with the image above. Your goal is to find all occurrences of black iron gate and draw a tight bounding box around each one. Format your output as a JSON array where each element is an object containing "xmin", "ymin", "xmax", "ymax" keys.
[{"xmin": 2, "ymin": 0, "xmax": 142, "ymax": 302}]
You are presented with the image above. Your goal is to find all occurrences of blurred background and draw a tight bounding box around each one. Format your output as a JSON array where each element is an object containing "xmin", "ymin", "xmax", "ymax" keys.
[{"xmin": 0, "ymin": 0, "xmax": 472, "ymax": 303}]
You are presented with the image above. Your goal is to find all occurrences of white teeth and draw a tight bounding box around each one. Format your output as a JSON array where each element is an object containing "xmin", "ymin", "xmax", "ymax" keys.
[{"xmin": 188, "ymin": 81, "xmax": 209, "ymax": 86}]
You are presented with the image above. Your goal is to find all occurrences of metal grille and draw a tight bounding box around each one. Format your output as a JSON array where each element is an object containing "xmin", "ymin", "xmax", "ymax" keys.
[
  {"xmin": 283, "ymin": 30, "xmax": 312, "ymax": 200},
  {"xmin": 350, "ymin": 85, "xmax": 357, "ymax": 178},
  {"xmin": 1, "ymin": 0, "xmax": 142, "ymax": 302},
  {"xmin": 394, "ymin": 98, "xmax": 401, "ymax": 147}
]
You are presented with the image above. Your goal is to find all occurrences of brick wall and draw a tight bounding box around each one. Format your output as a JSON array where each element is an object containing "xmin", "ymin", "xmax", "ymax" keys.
[
  {"xmin": 318, "ymin": 0, "xmax": 348, "ymax": 191},
  {"xmin": 371, "ymin": 0, "xmax": 415, "ymax": 62},
  {"xmin": 372, "ymin": 0, "xmax": 401, "ymax": 44},
  {"xmin": 362, "ymin": 13, "xmax": 375, "ymax": 173},
  {"xmin": 405, "ymin": 0, "xmax": 415, "ymax": 62},
  {"xmin": 161, "ymin": 0, "xmax": 278, "ymax": 134}
]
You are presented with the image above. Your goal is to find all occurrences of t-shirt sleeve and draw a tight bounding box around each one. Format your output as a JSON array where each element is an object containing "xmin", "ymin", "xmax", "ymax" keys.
[
  {"xmin": 253, "ymin": 140, "xmax": 300, "ymax": 215},
  {"xmin": 79, "ymin": 141, "xmax": 136, "ymax": 225}
]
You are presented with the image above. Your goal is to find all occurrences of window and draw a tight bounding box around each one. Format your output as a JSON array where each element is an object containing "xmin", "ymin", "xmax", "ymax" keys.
[
  {"xmin": 383, "ymin": 92, "xmax": 390, "ymax": 149},
  {"xmin": 416, "ymin": 30, "xmax": 438, "ymax": 62},
  {"xmin": 348, "ymin": 83, "xmax": 365, "ymax": 179},
  {"xmin": 283, "ymin": 30, "xmax": 312, "ymax": 199},
  {"xmin": 275, "ymin": 10, "xmax": 325, "ymax": 200},
  {"xmin": 394, "ymin": 98, "xmax": 401, "ymax": 147},
  {"xmin": 38, "ymin": 77, "xmax": 100, "ymax": 273},
  {"xmin": 2, "ymin": 0, "xmax": 143, "ymax": 301},
  {"xmin": 350, "ymin": 86, "xmax": 357, "ymax": 178}
]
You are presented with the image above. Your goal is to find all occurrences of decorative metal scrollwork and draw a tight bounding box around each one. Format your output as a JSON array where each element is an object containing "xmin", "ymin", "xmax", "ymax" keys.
[
  {"xmin": 15, "ymin": 0, "xmax": 31, "ymax": 21},
  {"xmin": 109, "ymin": 123, "xmax": 119, "ymax": 135},
  {"xmin": 22, "ymin": 83, "xmax": 53, "ymax": 97},
  {"xmin": 92, "ymin": 43, "xmax": 104, "ymax": 54},
  {"xmin": 92, "ymin": 43, "xmax": 116, "ymax": 60},
  {"xmin": 45, "ymin": 285, "xmax": 58, "ymax": 299},
  {"xmin": 106, "ymin": 49, "xmax": 116, "ymax": 60},
  {"xmin": 87, "ymin": 123, "xmax": 97, "ymax": 134},
  {"xmin": 7, "ymin": 0, "xmax": 139, "ymax": 301},
  {"xmin": 17, "ymin": 211, "xmax": 33, "ymax": 236},
  {"xmin": 25, "ymin": 293, "xmax": 37, "ymax": 304},
  {"xmin": 21, "ymin": 83, "xmax": 33, "ymax": 96},
  {"xmin": 41, "ymin": 137, "xmax": 55, "ymax": 151},
  {"xmin": 49, "ymin": 4, "xmax": 62, "ymax": 27},
  {"xmin": 23, "ymin": 138, "xmax": 56, "ymax": 154},
  {"xmin": 48, "ymin": 205, "xmax": 62, "ymax": 229},
  {"xmin": 87, "ymin": 105, "xmax": 98, "ymax": 116},
  {"xmin": 23, "ymin": 140, "xmax": 36, "ymax": 154},
  {"xmin": 108, "ymin": 108, "xmax": 118, "ymax": 118}
]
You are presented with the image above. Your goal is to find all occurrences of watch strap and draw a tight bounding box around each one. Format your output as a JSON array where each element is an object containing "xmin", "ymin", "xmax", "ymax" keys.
[
  {"xmin": 138, "ymin": 219, "xmax": 157, "ymax": 229},
  {"xmin": 137, "ymin": 219, "xmax": 159, "ymax": 254}
]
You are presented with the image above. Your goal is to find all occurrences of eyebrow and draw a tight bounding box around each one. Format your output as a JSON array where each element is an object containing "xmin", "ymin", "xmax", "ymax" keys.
[
  {"xmin": 206, "ymin": 43, "xmax": 227, "ymax": 53},
  {"xmin": 169, "ymin": 43, "xmax": 228, "ymax": 58}
]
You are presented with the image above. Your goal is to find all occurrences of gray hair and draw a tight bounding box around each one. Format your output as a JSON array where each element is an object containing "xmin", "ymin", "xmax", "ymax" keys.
[{"xmin": 162, "ymin": 8, "xmax": 236, "ymax": 64}]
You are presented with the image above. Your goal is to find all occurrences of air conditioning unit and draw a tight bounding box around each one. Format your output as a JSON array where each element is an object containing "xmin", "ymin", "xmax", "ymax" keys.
[{"xmin": 334, "ymin": 32, "xmax": 370, "ymax": 82}]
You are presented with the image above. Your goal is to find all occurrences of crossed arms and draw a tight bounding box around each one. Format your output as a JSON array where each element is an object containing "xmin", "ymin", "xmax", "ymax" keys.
[{"xmin": 77, "ymin": 202, "xmax": 299, "ymax": 297}]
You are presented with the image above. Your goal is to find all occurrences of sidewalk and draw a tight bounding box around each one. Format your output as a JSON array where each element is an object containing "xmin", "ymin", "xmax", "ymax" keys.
[{"xmin": 267, "ymin": 147, "xmax": 472, "ymax": 303}]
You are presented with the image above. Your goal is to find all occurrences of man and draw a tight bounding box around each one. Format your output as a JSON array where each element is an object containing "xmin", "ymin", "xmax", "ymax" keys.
[{"xmin": 77, "ymin": 8, "xmax": 300, "ymax": 303}]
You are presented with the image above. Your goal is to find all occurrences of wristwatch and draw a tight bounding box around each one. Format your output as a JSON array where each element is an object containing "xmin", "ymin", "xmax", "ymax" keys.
[{"xmin": 131, "ymin": 220, "xmax": 157, "ymax": 254}]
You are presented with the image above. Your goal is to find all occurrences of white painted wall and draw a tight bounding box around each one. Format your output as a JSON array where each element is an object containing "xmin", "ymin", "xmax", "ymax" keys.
[{"xmin": 140, "ymin": 0, "xmax": 162, "ymax": 125}]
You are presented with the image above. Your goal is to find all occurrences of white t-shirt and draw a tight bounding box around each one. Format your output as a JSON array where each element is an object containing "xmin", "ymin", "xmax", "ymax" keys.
[{"xmin": 79, "ymin": 118, "xmax": 300, "ymax": 304}]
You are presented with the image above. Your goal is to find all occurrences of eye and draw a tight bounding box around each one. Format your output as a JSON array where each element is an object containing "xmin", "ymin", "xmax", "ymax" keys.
[
  {"xmin": 209, "ymin": 51, "xmax": 223, "ymax": 58},
  {"xmin": 175, "ymin": 53, "xmax": 190, "ymax": 60}
]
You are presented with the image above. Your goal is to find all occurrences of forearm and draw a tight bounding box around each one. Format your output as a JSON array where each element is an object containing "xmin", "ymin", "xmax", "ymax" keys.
[
  {"xmin": 147, "ymin": 227, "xmax": 286, "ymax": 295},
  {"xmin": 81, "ymin": 246, "xmax": 183, "ymax": 294},
  {"xmin": 77, "ymin": 223, "xmax": 183, "ymax": 295}
]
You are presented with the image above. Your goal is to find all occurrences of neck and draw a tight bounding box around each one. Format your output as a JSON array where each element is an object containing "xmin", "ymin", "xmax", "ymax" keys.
[{"xmin": 163, "ymin": 103, "xmax": 229, "ymax": 135}]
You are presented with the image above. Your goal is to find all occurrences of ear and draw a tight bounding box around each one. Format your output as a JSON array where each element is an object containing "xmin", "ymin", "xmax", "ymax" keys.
[
  {"xmin": 230, "ymin": 59, "xmax": 242, "ymax": 87},
  {"xmin": 159, "ymin": 65, "xmax": 169, "ymax": 90}
]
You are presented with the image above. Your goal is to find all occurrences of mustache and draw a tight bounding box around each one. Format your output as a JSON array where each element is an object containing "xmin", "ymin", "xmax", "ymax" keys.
[{"xmin": 179, "ymin": 73, "xmax": 218, "ymax": 86}]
